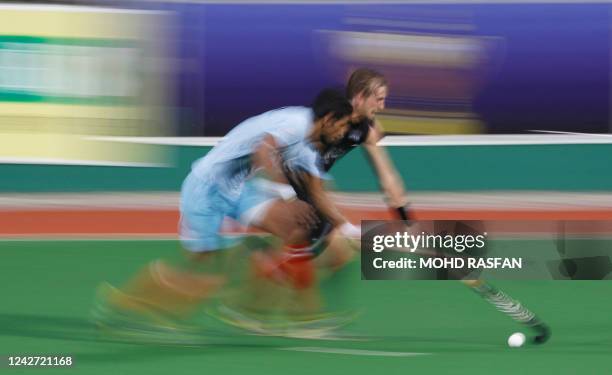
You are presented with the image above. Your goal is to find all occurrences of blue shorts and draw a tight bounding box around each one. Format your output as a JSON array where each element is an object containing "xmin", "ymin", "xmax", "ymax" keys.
[{"xmin": 179, "ymin": 173, "xmax": 279, "ymax": 252}]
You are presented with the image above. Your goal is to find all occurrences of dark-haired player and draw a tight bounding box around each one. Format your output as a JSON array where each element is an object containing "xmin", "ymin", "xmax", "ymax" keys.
[{"xmin": 93, "ymin": 89, "xmax": 361, "ymax": 331}]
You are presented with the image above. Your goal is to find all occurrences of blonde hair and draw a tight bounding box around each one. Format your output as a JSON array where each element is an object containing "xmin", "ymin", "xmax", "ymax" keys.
[{"xmin": 346, "ymin": 68, "xmax": 388, "ymax": 100}]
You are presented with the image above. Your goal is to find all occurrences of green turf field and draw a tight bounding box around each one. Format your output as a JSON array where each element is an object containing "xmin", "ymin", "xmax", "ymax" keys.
[{"xmin": 2, "ymin": 239, "xmax": 611, "ymax": 374}]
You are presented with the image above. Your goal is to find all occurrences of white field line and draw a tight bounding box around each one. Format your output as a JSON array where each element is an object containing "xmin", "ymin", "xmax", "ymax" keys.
[
  {"xmin": 4, "ymin": 191, "xmax": 612, "ymax": 210},
  {"xmin": 85, "ymin": 134, "xmax": 612, "ymax": 147},
  {"xmin": 279, "ymin": 346, "xmax": 430, "ymax": 357}
]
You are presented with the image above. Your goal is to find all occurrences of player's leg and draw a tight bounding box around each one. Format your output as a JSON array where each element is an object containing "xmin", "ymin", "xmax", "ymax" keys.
[
  {"xmin": 94, "ymin": 175, "xmax": 238, "ymax": 327},
  {"xmin": 211, "ymin": 177, "xmax": 361, "ymax": 337},
  {"xmin": 224, "ymin": 181, "xmax": 319, "ymax": 314},
  {"xmin": 234, "ymin": 177, "xmax": 319, "ymax": 280},
  {"xmin": 106, "ymin": 178, "xmax": 317, "ymax": 331},
  {"xmin": 246, "ymin": 198, "xmax": 314, "ymax": 246},
  {"xmin": 237, "ymin": 205, "xmax": 359, "ymax": 331}
]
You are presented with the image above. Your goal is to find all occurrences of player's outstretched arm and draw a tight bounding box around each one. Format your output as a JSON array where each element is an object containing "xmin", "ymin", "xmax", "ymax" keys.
[{"xmin": 363, "ymin": 120, "xmax": 408, "ymax": 209}]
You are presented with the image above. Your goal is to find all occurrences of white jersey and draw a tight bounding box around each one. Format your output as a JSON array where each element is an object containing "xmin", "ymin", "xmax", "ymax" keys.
[{"xmin": 190, "ymin": 106, "xmax": 326, "ymax": 200}]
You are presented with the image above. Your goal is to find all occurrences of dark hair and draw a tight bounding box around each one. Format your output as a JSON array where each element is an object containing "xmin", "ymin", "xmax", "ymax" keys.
[
  {"xmin": 346, "ymin": 68, "xmax": 388, "ymax": 100},
  {"xmin": 311, "ymin": 88, "xmax": 353, "ymax": 121}
]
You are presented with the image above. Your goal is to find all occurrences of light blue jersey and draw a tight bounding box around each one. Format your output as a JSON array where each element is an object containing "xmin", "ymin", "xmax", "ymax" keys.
[
  {"xmin": 180, "ymin": 106, "xmax": 327, "ymax": 252},
  {"xmin": 191, "ymin": 106, "xmax": 322, "ymax": 200}
]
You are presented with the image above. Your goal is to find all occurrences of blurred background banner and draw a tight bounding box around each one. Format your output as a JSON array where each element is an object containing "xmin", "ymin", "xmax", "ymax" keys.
[
  {"xmin": 98, "ymin": 0, "xmax": 609, "ymax": 136},
  {"xmin": 0, "ymin": 1, "xmax": 610, "ymax": 191},
  {"xmin": 0, "ymin": 4, "xmax": 173, "ymax": 166},
  {"xmin": 0, "ymin": 1, "xmax": 607, "ymax": 143}
]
